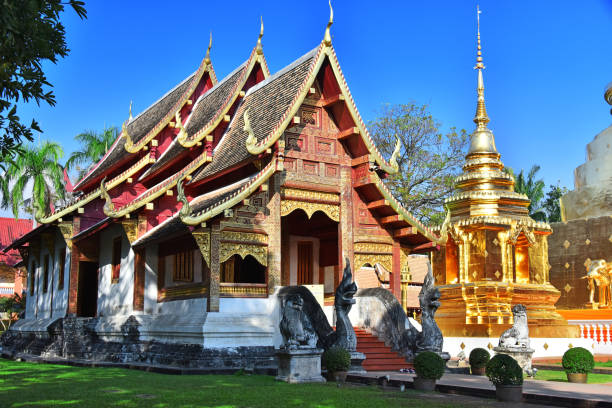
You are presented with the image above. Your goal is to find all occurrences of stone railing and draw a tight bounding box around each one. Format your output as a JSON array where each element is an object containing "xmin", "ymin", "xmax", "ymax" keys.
[
  {"xmin": 219, "ymin": 283, "xmax": 267, "ymax": 297},
  {"xmin": 0, "ymin": 283, "xmax": 15, "ymax": 296},
  {"xmin": 578, "ymin": 322, "xmax": 611, "ymax": 344}
]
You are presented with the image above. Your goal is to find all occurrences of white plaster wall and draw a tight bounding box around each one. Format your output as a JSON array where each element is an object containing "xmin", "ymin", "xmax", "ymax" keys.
[
  {"xmin": 50, "ymin": 234, "xmax": 70, "ymax": 318},
  {"xmin": 219, "ymin": 297, "xmax": 272, "ymax": 314},
  {"xmin": 143, "ymin": 244, "xmax": 158, "ymax": 315},
  {"xmin": 97, "ymin": 224, "xmax": 134, "ymax": 317},
  {"xmin": 323, "ymin": 266, "xmax": 334, "ymax": 293},
  {"xmin": 35, "ymin": 243, "xmax": 53, "ymax": 319},
  {"xmin": 24, "ymin": 257, "xmax": 36, "ymax": 319},
  {"xmin": 156, "ymin": 297, "xmax": 207, "ymax": 315},
  {"xmin": 288, "ymin": 235, "xmax": 320, "ymax": 285},
  {"xmin": 445, "ymin": 336, "xmax": 593, "ymax": 358}
]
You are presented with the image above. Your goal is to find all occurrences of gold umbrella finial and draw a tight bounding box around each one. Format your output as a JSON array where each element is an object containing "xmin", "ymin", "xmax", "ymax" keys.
[
  {"xmin": 205, "ymin": 32, "xmax": 212, "ymax": 64},
  {"xmin": 256, "ymin": 16, "xmax": 264, "ymax": 54},
  {"xmin": 323, "ymin": 0, "xmax": 333, "ymax": 46}
]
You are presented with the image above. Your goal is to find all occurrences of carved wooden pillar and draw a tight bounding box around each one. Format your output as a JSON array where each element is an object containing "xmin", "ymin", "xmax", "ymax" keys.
[
  {"xmin": 267, "ymin": 175, "xmax": 282, "ymax": 291},
  {"xmin": 339, "ymin": 165, "xmax": 353, "ymax": 277},
  {"xmin": 208, "ymin": 221, "xmax": 221, "ymax": 312},
  {"xmin": 391, "ymin": 242, "xmax": 401, "ymax": 301}
]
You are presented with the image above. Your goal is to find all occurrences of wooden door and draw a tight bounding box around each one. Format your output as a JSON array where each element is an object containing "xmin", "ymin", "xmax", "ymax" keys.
[{"xmin": 297, "ymin": 241, "xmax": 313, "ymax": 285}]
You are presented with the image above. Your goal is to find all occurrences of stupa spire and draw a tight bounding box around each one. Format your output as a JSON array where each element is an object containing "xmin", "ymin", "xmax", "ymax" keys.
[{"xmin": 467, "ymin": 5, "xmax": 497, "ymax": 155}]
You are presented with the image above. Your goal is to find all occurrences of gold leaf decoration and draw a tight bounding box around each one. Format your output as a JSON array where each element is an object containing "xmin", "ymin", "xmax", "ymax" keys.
[{"xmin": 563, "ymin": 240, "xmax": 571, "ymax": 249}]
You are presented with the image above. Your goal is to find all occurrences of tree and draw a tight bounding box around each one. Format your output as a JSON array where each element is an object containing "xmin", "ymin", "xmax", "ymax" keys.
[
  {"xmin": 505, "ymin": 165, "xmax": 546, "ymax": 221},
  {"xmin": 1, "ymin": 141, "xmax": 66, "ymax": 219},
  {"xmin": 368, "ymin": 103, "xmax": 468, "ymax": 226},
  {"xmin": 65, "ymin": 126, "xmax": 118, "ymax": 181},
  {"xmin": 543, "ymin": 184, "xmax": 569, "ymax": 223},
  {"xmin": 0, "ymin": 0, "xmax": 87, "ymax": 165}
]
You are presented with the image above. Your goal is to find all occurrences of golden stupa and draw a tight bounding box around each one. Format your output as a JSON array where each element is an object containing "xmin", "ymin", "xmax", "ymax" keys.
[{"xmin": 432, "ymin": 8, "xmax": 578, "ymax": 338}]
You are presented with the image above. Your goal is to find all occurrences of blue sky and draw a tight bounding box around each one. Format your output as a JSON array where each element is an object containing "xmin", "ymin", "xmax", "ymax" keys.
[{"xmin": 14, "ymin": 1, "xmax": 612, "ymax": 200}]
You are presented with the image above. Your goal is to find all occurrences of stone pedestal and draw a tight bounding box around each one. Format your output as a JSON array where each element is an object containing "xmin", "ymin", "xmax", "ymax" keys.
[
  {"xmin": 349, "ymin": 351, "xmax": 366, "ymax": 373},
  {"xmin": 275, "ymin": 348, "xmax": 326, "ymax": 383},
  {"xmin": 493, "ymin": 346, "xmax": 535, "ymax": 374}
]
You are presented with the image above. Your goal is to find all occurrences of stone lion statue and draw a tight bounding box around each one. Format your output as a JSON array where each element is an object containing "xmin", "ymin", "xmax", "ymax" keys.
[
  {"xmin": 584, "ymin": 259, "xmax": 612, "ymax": 307},
  {"xmin": 279, "ymin": 294, "xmax": 317, "ymax": 349},
  {"xmin": 499, "ymin": 304, "xmax": 530, "ymax": 348}
]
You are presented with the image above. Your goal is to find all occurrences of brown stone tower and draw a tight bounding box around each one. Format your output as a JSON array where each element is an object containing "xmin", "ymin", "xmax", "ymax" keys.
[{"xmin": 432, "ymin": 8, "xmax": 578, "ymax": 339}]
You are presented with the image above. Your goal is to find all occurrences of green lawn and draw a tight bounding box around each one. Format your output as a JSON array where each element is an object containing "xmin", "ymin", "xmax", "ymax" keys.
[
  {"xmin": 0, "ymin": 359, "xmax": 468, "ymax": 408},
  {"xmin": 532, "ymin": 369, "xmax": 612, "ymax": 384}
]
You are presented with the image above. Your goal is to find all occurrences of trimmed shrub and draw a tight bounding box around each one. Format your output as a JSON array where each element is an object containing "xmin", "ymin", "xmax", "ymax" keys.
[
  {"xmin": 414, "ymin": 351, "xmax": 445, "ymax": 380},
  {"xmin": 562, "ymin": 347, "xmax": 595, "ymax": 374},
  {"xmin": 469, "ymin": 348, "xmax": 490, "ymax": 368},
  {"xmin": 322, "ymin": 347, "xmax": 351, "ymax": 372},
  {"xmin": 486, "ymin": 354, "xmax": 523, "ymax": 386}
]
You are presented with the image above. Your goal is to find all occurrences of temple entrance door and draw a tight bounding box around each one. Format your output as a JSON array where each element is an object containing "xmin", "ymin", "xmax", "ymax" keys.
[
  {"xmin": 297, "ymin": 241, "xmax": 313, "ymax": 285},
  {"xmin": 281, "ymin": 209, "xmax": 339, "ymax": 298},
  {"xmin": 77, "ymin": 261, "xmax": 98, "ymax": 317}
]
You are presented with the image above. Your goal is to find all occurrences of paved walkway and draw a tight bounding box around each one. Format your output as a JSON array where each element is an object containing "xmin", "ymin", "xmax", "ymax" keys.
[{"xmin": 348, "ymin": 371, "xmax": 612, "ymax": 407}]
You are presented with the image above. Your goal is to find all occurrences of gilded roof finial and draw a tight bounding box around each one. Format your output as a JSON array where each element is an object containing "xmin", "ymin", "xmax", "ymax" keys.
[
  {"xmin": 256, "ymin": 16, "xmax": 264, "ymax": 54},
  {"xmin": 605, "ymin": 81, "xmax": 612, "ymax": 116},
  {"xmin": 323, "ymin": 0, "xmax": 333, "ymax": 46},
  {"xmin": 205, "ymin": 32, "xmax": 212, "ymax": 64},
  {"xmin": 128, "ymin": 100, "xmax": 133, "ymax": 121},
  {"xmin": 473, "ymin": 5, "xmax": 489, "ymax": 129}
]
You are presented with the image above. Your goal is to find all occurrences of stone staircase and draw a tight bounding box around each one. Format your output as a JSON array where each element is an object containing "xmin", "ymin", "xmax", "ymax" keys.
[{"xmin": 355, "ymin": 328, "xmax": 412, "ymax": 372}]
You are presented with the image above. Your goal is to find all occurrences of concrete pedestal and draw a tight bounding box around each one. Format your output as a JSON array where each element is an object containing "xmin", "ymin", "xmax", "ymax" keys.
[
  {"xmin": 275, "ymin": 348, "xmax": 326, "ymax": 383},
  {"xmin": 493, "ymin": 346, "xmax": 535, "ymax": 374},
  {"xmin": 349, "ymin": 351, "xmax": 367, "ymax": 374}
]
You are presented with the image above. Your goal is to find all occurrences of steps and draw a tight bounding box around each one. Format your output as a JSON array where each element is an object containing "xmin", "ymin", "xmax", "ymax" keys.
[{"xmin": 355, "ymin": 328, "xmax": 412, "ymax": 372}]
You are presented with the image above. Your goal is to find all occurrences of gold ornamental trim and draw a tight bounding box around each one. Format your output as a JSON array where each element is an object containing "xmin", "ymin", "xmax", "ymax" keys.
[
  {"xmin": 221, "ymin": 230, "xmax": 268, "ymax": 244},
  {"xmin": 179, "ymin": 157, "xmax": 280, "ymax": 226},
  {"xmin": 37, "ymin": 154, "xmax": 155, "ymax": 224},
  {"xmin": 158, "ymin": 284, "xmax": 208, "ymax": 302},
  {"xmin": 354, "ymin": 242, "xmax": 392, "ymax": 254},
  {"xmin": 58, "ymin": 221, "xmax": 73, "ymax": 249},
  {"xmin": 354, "ymin": 253, "xmax": 393, "ymax": 273},
  {"xmin": 192, "ymin": 230, "xmax": 211, "ymax": 267},
  {"xmin": 280, "ymin": 200, "xmax": 339, "ymax": 222},
  {"xmin": 281, "ymin": 187, "xmax": 339, "ymax": 203},
  {"xmin": 120, "ymin": 219, "xmax": 138, "ymax": 244},
  {"xmin": 220, "ymin": 283, "xmax": 267, "ymax": 297},
  {"xmin": 220, "ymin": 242, "xmax": 268, "ymax": 267}
]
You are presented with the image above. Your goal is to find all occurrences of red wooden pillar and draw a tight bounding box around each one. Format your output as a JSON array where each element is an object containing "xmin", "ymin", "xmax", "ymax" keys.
[
  {"xmin": 67, "ymin": 217, "xmax": 81, "ymax": 315},
  {"xmin": 391, "ymin": 242, "xmax": 401, "ymax": 301}
]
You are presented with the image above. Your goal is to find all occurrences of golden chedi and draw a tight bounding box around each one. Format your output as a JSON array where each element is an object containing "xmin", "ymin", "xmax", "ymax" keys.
[{"xmin": 432, "ymin": 10, "xmax": 578, "ymax": 339}]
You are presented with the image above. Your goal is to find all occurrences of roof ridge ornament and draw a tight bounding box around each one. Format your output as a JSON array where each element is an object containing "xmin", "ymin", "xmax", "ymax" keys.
[
  {"xmin": 256, "ymin": 16, "xmax": 264, "ymax": 55},
  {"xmin": 177, "ymin": 176, "xmax": 190, "ymax": 218},
  {"xmin": 244, "ymin": 109, "xmax": 257, "ymax": 151},
  {"xmin": 175, "ymin": 110, "xmax": 188, "ymax": 143},
  {"xmin": 100, "ymin": 177, "xmax": 116, "ymax": 216},
  {"xmin": 122, "ymin": 120, "xmax": 135, "ymax": 151},
  {"xmin": 129, "ymin": 100, "xmax": 133, "ymax": 121},
  {"xmin": 205, "ymin": 32, "xmax": 212, "ymax": 64},
  {"xmin": 323, "ymin": 0, "xmax": 333, "ymax": 46},
  {"xmin": 388, "ymin": 136, "xmax": 401, "ymax": 173},
  {"xmin": 605, "ymin": 81, "xmax": 612, "ymax": 116}
]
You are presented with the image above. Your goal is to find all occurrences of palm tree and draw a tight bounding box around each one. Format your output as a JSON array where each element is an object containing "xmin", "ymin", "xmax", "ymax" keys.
[
  {"xmin": 506, "ymin": 165, "xmax": 546, "ymax": 221},
  {"xmin": 1, "ymin": 141, "xmax": 66, "ymax": 220},
  {"xmin": 65, "ymin": 127, "xmax": 118, "ymax": 181}
]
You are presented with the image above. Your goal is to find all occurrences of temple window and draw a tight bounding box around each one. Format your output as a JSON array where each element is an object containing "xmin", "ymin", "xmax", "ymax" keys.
[
  {"xmin": 111, "ymin": 237, "xmax": 122, "ymax": 284},
  {"xmin": 42, "ymin": 254, "xmax": 49, "ymax": 293},
  {"xmin": 513, "ymin": 233, "xmax": 530, "ymax": 284},
  {"xmin": 445, "ymin": 237, "xmax": 459, "ymax": 284},
  {"xmin": 58, "ymin": 248, "xmax": 66, "ymax": 290},
  {"xmin": 173, "ymin": 250, "xmax": 194, "ymax": 282},
  {"xmin": 220, "ymin": 255, "xmax": 266, "ymax": 284}
]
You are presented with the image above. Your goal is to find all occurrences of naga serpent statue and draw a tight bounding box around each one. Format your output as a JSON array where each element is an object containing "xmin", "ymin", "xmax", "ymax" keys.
[
  {"xmin": 415, "ymin": 263, "xmax": 444, "ymax": 354},
  {"xmin": 278, "ymin": 257, "xmax": 358, "ymax": 351}
]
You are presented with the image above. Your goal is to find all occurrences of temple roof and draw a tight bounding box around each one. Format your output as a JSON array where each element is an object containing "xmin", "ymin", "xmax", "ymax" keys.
[
  {"xmin": 0, "ymin": 218, "xmax": 32, "ymax": 266},
  {"xmin": 191, "ymin": 49, "xmax": 317, "ymax": 184}
]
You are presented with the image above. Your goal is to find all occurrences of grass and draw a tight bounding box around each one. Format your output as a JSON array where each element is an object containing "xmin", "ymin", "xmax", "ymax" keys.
[
  {"xmin": 0, "ymin": 359, "xmax": 473, "ymax": 408},
  {"xmin": 533, "ymin": 369, "xmax": 612, "ymax": 384},
  {"xmin": 550, "ymin": 361, "xmax": 612, "ymax": 368}
]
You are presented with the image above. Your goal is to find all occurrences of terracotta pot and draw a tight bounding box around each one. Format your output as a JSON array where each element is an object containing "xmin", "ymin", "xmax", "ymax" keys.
[
  {"xmin": 471, "ymin": 366, "xmax": 486, "ymax": 376},
  {"xmin": 413, "ymin": 377, "xmax": 436, "ymax": 391},
  {"xmin": 326, "ymin": 371, "xmax": 348, "ymax": 383},
  {"xmin": 566, "ymin": 373, "xmax": 588, "ymax": 383},
  {"xmin": 495, "ymin": 385, "xmax": 523, "ymax": 402}
]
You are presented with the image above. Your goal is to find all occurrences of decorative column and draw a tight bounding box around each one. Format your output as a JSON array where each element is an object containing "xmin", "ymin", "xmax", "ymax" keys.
[
  {"xmin": 391, "ymin": 242, "xmax": 401, "ymax": 301},
  {"xmin": 339, "ymin": 165, "xmax": 353, "ymax": 275},
  {"xmin": 208, "ymin": 221, "xmax": 221, "ymax": 312},
  {"xmin": 67, "ymin": 216, "xmax": 80, "ymax": 315},
  {"xmin": 266, "ymin": 175, "xmax": 282, "ymax": 291}
]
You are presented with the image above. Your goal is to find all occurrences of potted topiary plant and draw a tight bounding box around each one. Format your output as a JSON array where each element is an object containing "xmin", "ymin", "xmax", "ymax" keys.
[
  {"xmin": 413, "ymin": 351, "xmax": 445, "ymax": 391},
  {"xmin": 486, "ymin": 354, "xmax": 523, "ymax": 402},
  {"xmin": 322, "ymin": 346, "xmax": 351, "ymax": 383},
  {"xmin": 469, "ymin": 348, "xmax": 490, "ymax": 376},
  {"xmin": 562, "ymin": 347, "xmax": 594, "ymax": 383}
]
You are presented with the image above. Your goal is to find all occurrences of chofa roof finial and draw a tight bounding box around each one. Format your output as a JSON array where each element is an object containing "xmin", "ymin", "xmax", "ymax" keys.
[
  {"xmin": 128, "ymin": 100, "xmax": 133, "ymax": 121},
  {"xmin": 205, "ymin": 32, "xmax": 212, "ymax": 64},
  {"xmin": 256, "ymin": 16, "xmax": 264, "ymax": 54},
  {"xmin": 323, "ymin": 0, "xmax": 333, "ymax": 46}
]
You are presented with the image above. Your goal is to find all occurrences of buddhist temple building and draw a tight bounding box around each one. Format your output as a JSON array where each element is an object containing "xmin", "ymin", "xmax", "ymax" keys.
[
  {"xmin": 432, "ymin": 9, "xmax": 580, "ymax": 354},
  {"xmin": 3, "ymin": 11, "xmax": 437, "ymax": 365}
]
